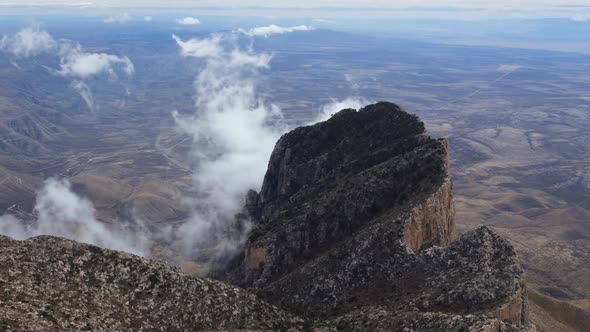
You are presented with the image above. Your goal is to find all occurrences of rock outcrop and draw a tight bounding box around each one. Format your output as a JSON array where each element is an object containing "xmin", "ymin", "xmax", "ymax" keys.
[
  {"xmin": 0, "ymin": 102, "xmax": 536, "ymax": 331},
  {"xmin": 225, "ymin": 102, "xmax": 535, "ymax": 331},
  {"xmin": 0, "ymin": 235, "xmax": 303, "ymax": 331}
]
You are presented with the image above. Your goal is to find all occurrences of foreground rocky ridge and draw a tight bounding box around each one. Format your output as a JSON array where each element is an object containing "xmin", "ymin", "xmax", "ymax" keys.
[
  {"xmin": 0, "ymin": 102, "xmax": 535, "ymax": 331},
  {"xmin": 0, "ymin": 235, "xmax": 303, "ymax": 331}
]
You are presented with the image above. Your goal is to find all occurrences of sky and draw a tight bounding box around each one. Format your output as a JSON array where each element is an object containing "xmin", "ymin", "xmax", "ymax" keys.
[
  {"xmin": 1, "ymin": 0, "xmax": 590, "ymax": 21},
  {"xmin": 0, "ymin": 0, "xmax": 588, "ymax": 9}
]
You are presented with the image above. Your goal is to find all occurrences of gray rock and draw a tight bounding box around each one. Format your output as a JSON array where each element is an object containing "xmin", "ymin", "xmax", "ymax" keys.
[
  {"xmin": 0, "ymin": 235, "xmax": 303, "ymax": 331},
  {"xmin": 224, "ymin": 102, "xmax": 535, "ymax": 331}
]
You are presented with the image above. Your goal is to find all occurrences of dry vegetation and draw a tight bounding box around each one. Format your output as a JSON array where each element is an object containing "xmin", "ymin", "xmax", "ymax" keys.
[{"xmin": 528, "ymin": 287, "xmax": 590, "ymax": 331}]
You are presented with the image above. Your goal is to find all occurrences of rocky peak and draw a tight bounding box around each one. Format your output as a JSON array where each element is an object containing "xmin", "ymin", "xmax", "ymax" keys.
[
  {"xmin": 254, "ymin": 101, "xmax": 433, "ymax": 222},
  {"xmin": 224, "ymin": 102, "xmax": 535, "ymax": 331},
  {"xmin": 229, "ymin": 102, "xmax": 454, "ymax": 286}
]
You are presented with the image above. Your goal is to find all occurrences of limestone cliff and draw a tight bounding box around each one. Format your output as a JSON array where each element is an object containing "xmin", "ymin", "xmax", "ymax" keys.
[{"xmin": 225, "ymin": 102, "xmax": 535, "ymax": 331}]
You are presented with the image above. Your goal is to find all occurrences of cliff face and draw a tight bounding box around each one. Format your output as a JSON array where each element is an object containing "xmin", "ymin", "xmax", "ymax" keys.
[
  {"xmin": 236, "ymin": 103, "xmax": 454, "ymax": 285},
  {"xmin": 403, "ymin": 171, "xmax": 455, "ymax": 251},
  {"xmin": 226, "ymin": 102, "xmax": 535, "ymax": 331}
]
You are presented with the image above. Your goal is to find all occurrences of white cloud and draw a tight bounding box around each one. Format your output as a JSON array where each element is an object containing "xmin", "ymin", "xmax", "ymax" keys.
[
  {"xmin": 172, "ymin": 34, "xmax": 223, "ymax": 58},
  {"xmin": 57, "ymin": 43, "xmax": 134, "ymax": 78},
  {"xmin": 0, "ymin": 214, "xmax": 25, "ymax": 239},
  {"xmin": 1, "ymin": 26, "xmax": 134, "ymax": 112},
  {"xmin": 0, "ymin": 27, "xmax": 134, "ymax": 79},
  {"xmin": 54, "ymin": 43, "xmax": 134, "ymax": 110},
  {"xmin": 175, "ymin": 17, "xmax": 201, "ymax": 25},
  {"xmin": 311, "ymin": 97, "xmax": 366, "ymax": 124},
  {"xmin": 227, "ymin": 49, "xmax": 272, "ymax": 68},
  {"xmin": 0, "ymin": 26, "xmax": 56, "ymax": 57},
  {"xmin": 570, "ymin": 13, "xmax": 590, "ymax": 22},
  {"xmin": 173, "ymin": 34, "xmax": 271, "ymax": 67},
  {"xmin": 497, "ymin": 64, "xmax": 524, "ymax": 72},
  {"xmin": 172, "ymin": 32, "xmax": 284, "ymax": 271},
  {"xmin": 71, "ymin": 80, "xmax": 96, "ymax": 111},
  {"xmin": 313, "ymin": 18, "xmax": 336, "ymax": 24},
  {"xmin": 0, "ymin": 178, "xmax": 148, "ymax": 256},
  {"xmin": 144, "ymin": 16, "xmax": 153, "ymax": 21},
  {"xmin": 237, "ymin": 24, "xmax": 314, "ymax": 37},
  {"xmin": 104, "ymin": 13, "xmax": 131, "ymax": 23}
]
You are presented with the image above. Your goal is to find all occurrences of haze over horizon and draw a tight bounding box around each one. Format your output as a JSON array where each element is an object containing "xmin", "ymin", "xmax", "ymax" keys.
[
  {"xmin": 2, "ymin": 0, "xmax": 590, "ymax": 55},
  {"xmin": 1, "ymin": 0, "xmax": 590, "ymax": 23}
]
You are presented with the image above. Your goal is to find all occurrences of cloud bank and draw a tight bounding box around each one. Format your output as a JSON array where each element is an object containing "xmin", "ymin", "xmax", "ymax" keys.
[
  {"xmin": 0, "ymin": 178, "xmax": 148, "ymax": 256},
  {"xmin": 0, "ymin": 26, "xmax": 56, "ymax": 57},
  {"xmin": 175, "ymin": 17, "xmax": 201, "ymax": 25},
  {"xmin": 237, "ymin": 24, "xmax": 314, "ymax": 37},
  {"xmin": 172, "ymin": 33, "xmax": 284, "ymax": 270}
]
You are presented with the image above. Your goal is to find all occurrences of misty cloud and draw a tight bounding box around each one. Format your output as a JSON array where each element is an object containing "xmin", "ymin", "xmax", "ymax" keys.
[
  {"xmin": 173, "ymin": 34, "xmax": 271, "ymax": 67},
  {"xmin": 171, "ymin": 32, "xmax": 366, "ymax": 269},
  {"xmin": 497, "ymin": 64, "xmax": 524, "ymax": 73},
  {"xmin": 0, "ymin": 178, "xmax": 148, "ymax": 256},
  {"xmin": 57, "ymin": 43, "xmax": 134, "ymax": 79},
  {"xmin": 175, "ymin": 17, "xmax": 201, "ymax": 25},
  {"xmin": 570, "ymin": 14, "xmax": 590, "ymax": 22},
  {"xmin": 104, "ymin": 13, "xmax": 132, "ymax": 23},
  {"xmin": 0, "ymin": 26, "xmax": 56, "ymax": 57},
  {"xmin": 172, "ymin": 32, "xmax": 284, "ymax": 269},
  {"xmin": 71, "ymin": 80, "xmax": 96, "ymax": 111},
  {"xmin": 312, "ymin": 97, "xmax": 366, "ymax": 123},
  {"xmin": 54, "ymin": 42, "xmax": 134, "ymax": 111},
  {"xmin": 312, "ymin": 18, "xmax": 336, "ymax": 24},
  {"xmin": 0, "ymin": 214, "xmax": 24, "ymax": 239},
  {"xmin": 237, "ymin": 24, "xmax": 314, "ymax": 37},
  {"xmin": 1, "ymin": 26, "xmax": 135, "ymax": 111},
  {"xmin": 172, "ymin": 34, "xmax": 223, "ymax": 58},
  {"xmin": 0, "ymin": 27, "xmax": 134, "ymax": 79}
]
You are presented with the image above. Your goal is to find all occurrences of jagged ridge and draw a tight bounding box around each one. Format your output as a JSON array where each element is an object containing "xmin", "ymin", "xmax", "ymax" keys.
[{"xmin": 0, "ymin": 235, "xmax": 303, "ymax": 331}]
